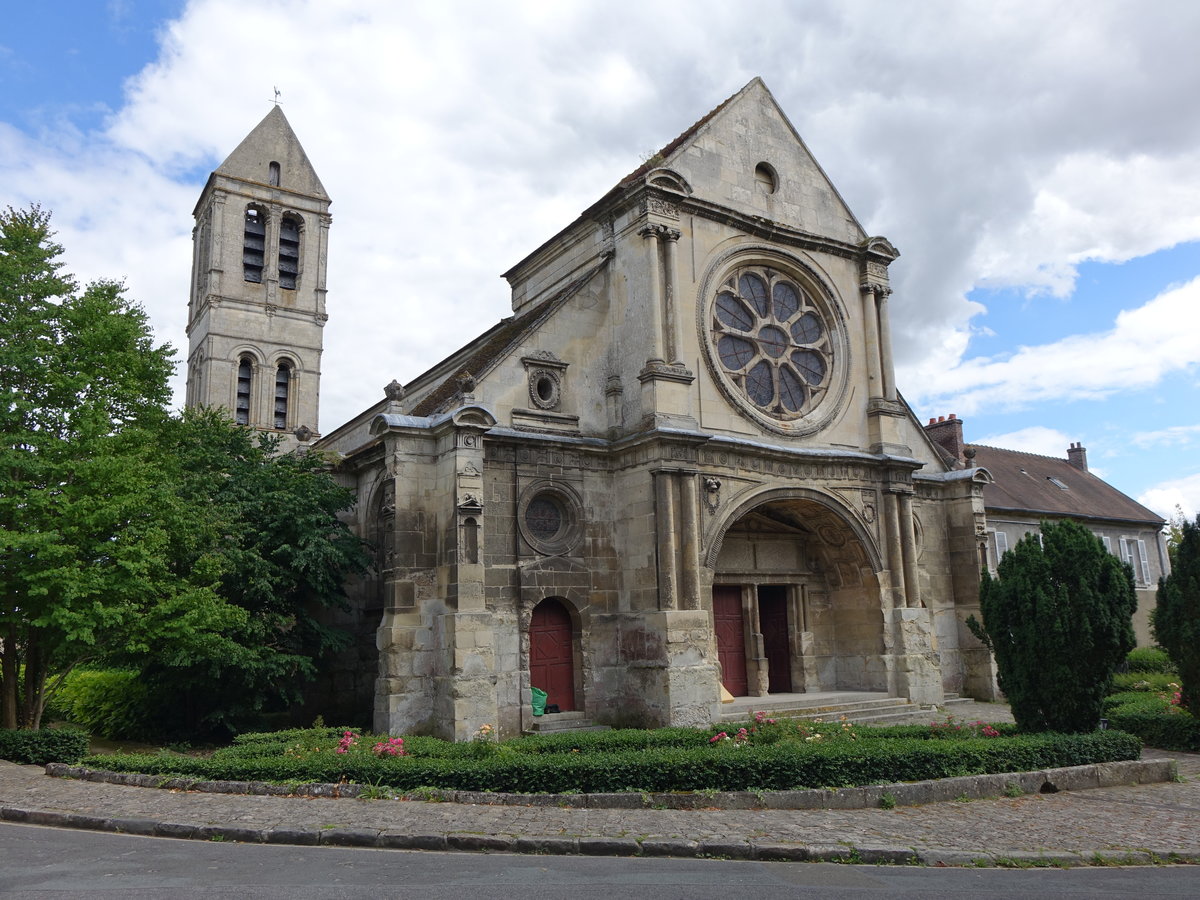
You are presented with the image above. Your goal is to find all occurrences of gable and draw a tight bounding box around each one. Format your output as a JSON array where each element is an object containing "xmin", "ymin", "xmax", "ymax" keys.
[{"xmin": 654, "ymin": 79, "xmax": 865, "ymax": 244}]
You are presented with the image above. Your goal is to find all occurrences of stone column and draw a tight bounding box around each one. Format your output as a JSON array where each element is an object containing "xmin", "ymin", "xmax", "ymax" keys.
[
  {"xmin": 898, "ymin": 491, "xmax": 920, "ymax": 608},
  {"xmin": 860, "ymin": 286, "xmax": 883, "ymax": 400},
  {"xmin": 884, "ymin": 490, "xmax": 906, "ymax": 608},
  {"xmin": 641, "ymin": 225, "xmax": 666, "ymax": 365},
  {"xmin": 877, "ymin": 288, "xmax": 897, "ymax": 402},
  {"xmin": 655, "ymin": 470, "xmax": 678, "ymax": 610},
  {"xmin": 678, "ymin": 472, "xmax": 700, "ymax": 610},
  {"xmin": 661, "ymin": 228, "xmax": 685, "ymax": 366}
]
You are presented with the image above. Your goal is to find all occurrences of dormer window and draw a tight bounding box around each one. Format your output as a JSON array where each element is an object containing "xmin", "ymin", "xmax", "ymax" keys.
[
  {"xmin": 243, "ymin": 207, "xmax": 266, "ymax": 283},
  {"xmin": 278, "ymin": 214, "xmax": 301, "ymax": 290},
  {"xmin": 236, "ymin": 357, "xmax": 253, "ymax": 425},
  {"xmin": 268, "ymin": 161, "xmax": 281, "ymax": 186}
]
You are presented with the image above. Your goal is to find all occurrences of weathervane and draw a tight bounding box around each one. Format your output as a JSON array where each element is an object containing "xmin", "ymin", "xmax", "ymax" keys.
[{"xmin": 272, "ymin": 86, "xmax": 282, "ymax": 107}]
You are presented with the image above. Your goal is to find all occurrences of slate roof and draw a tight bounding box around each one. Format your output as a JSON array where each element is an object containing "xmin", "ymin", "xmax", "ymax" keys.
[{"xmin": 969, "ymin": 444, "xmax": 1164, "ymax": 525}]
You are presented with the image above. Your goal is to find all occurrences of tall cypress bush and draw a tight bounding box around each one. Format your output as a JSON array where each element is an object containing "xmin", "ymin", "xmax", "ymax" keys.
[
  {"xmin": 971, "ymin": 520, "xmax": 1136, "ymax": 732},
  {"xmin": 1155, "ymin": 515, "xmax": 1200, "ymax": 712}
]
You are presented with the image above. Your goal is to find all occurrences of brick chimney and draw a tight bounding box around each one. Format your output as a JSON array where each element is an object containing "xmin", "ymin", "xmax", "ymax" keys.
[
  {"xmin": 924, "ymin": 414, "xmax": 965, "ymax": 466},
  {"xmin": 1067, "ymin": 441, "xmax": 1088, "ymax": 472}
]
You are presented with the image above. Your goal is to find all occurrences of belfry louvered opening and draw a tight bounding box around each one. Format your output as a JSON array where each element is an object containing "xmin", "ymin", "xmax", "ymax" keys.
[
  {"xmin": 279, "ymin": 214, "xmax": 301, "ymax": 290},
  {"xmin": 243, "ymin": 207, "xmax": 266, "ymax": 283}
]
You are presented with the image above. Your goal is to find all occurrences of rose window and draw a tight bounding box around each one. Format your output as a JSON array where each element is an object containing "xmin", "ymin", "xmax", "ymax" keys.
[{"xmin": 710, "ymin": 267, "xmax": 832, "ymax": 419}]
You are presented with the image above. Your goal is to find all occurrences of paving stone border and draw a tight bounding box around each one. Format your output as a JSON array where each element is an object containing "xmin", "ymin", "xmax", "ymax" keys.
[
  {"xmin": 2, "ymin": 802, "xmax": 1197, "ymax": 867},
  {"xmin": 43, "ymin": 757, "xmax": 1176, "ymax": 810}
]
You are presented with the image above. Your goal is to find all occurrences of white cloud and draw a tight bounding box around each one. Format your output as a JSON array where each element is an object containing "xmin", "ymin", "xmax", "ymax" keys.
[
  {"xmin": 908, "ymin": 276, "xmax": 1200, "ymax": 414},
  {"xmin": 973, "ymin": 426, "xmax": 1073, "ymax": 458},
  {"xmin": 5, "ymin": 0, "xmax": 1200, "ymax": 432},
  {"xmin": 1132, "ymin": 424, "xmax": 1200, "ymax": 449},
  {"xmin": 1140, "ymin": 475, "xmax": 1200, "ymax": 521}
]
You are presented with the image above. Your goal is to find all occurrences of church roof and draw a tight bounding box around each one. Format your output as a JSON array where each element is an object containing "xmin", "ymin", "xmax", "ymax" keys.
[
  {"xmin": 969, "ymin": 444, "xmax": 1164, "ymax": 525},
  {"xmin": 215, "ymin": 106, "xmax": 329, "ymax": 200},
  {"xmin": 408, "ymin": 253, "xmax": 612, "ymax": 417}
]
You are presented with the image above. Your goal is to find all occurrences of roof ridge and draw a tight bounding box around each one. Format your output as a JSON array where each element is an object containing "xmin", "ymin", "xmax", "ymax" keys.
[{"xmin": 967, "ymin": 443, "xmax": 1074, "ymax": 464}]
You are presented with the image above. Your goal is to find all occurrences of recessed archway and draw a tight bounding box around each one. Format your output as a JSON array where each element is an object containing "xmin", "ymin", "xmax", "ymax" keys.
[{"xmin": 529, "ymin": 598, "xmax": 576, "ymax": 712}]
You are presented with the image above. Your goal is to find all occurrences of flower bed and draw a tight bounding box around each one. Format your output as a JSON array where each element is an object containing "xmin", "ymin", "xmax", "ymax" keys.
[{"xmin": 78, "ymin": 718, "xmax": 1139, "ymax": 794}]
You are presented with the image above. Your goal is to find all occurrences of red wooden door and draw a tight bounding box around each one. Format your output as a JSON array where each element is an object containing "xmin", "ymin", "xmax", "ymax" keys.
[
  {"xmin": 530, "ymin": 599, "xmax": 575, "ymax": 712},
  {"xmin": 713, "ymin": 586, "xmax": 748, "ymax": 696},
  {"xmin": 758, "ymin": 586, "xmax": 792, "ymax": 693}
]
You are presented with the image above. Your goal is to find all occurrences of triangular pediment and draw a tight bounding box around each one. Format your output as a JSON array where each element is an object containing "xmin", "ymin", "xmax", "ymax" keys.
[
  {"xmin": 642, "ymin": 78, "xmax": 865, "ymax": 243},
  {"xmin": 215, "ymin": 106, "xmax": 329, "ymax": 200}
]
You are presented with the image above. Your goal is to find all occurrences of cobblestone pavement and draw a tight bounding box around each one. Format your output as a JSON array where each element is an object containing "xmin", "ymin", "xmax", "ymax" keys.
[{"xmin": 2, "ymin": 702, "xmax": 1198, "ymax": 867}]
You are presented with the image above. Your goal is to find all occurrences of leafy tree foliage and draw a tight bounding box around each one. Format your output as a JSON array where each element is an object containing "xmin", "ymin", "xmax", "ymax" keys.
[
  {"xmin": 1, "ymin": 206, "xmax": 369, "ymax": 735},
  {"xmin": 130, "ymin": 410, "xmax": 370, "ymax": 737},
  {"xmin": 969, "ymin": 520, "xmax": 1137, "ymax": 733},
  {"xmin": 1155, "ymin": 514, "xmax": 1200, "ymax": 712}
]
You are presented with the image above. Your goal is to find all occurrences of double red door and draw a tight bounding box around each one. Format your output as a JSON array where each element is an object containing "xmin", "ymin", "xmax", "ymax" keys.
[{"xmin": 530, "ymin": 599, "xmax": 575, "ymax": 711}]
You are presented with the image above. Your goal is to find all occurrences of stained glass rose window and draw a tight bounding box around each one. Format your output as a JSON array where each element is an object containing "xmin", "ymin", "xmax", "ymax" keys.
[{"xmin": 710, "ymin": 267, "xmax": 832, "ymax": 420}]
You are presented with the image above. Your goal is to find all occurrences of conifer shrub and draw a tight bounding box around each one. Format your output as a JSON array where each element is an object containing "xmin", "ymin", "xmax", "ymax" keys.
[
  {"xmin": 970, "ymin": 520, "xmax": 1136, "ymax": 733},
  {"xmin": 1154, "ymin": 515, "xmax": 1200, "ymax": 712}
]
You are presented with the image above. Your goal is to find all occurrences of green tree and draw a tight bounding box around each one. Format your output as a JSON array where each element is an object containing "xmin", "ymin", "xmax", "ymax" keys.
[
  {"xmin": 0, "ymin": 206, "xmax": 240, "ymax": 729},
  {"xmin": 969, "ymin": 519, "xmax": 1137, "ymax": 732},
  {"xmin": 131, "ymin": 410, "xmax": 370, "ymax": 737},
  {"xmin": 1155, "ymin": 514, "xmax": 1200, "ymax": 712}
]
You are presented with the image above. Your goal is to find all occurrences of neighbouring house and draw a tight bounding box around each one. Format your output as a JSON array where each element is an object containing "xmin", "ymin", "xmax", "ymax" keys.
[{"xmin": 924, "ymin": 414, "xmax": 1169, "ymax": 645}]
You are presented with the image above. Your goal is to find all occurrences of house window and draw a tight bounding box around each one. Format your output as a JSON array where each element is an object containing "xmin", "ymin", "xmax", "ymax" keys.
[
  {"xmin": 243, "ymin": 207, "xmax": 266, "ymax": 283},
  {"xmin": 1100, "ymin": 535, "xmax": 1113, "ymax": 554},
  {"xmin": 278, "ymin": 214, "xmax": 301, "ymax": 290},
  {"xmin": 274, "ymin": 362, "xmax": 291, "ymax": 430},
  {"xmin": 268, "ymin": 161, "xmax": 280, "ymax": 186},
  {"xmin": 1120, "ymin": 537, "xmax": 1153, "ymax": 586},
  {"xmin": 236, "ymin": 358, "xmax": 253, "ymax": 425},
  {"xmin": 988, "ymin": 530, "xmax": 1008, "ymax": 571}
]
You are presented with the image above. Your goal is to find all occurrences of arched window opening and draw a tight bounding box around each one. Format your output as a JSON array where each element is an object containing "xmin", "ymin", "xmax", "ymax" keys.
[
  {"xmin": 463, "ymin": 517, "xmax": 479, "ymax": 564},
  {"xmin": 236, "ymin": 358, "xmax": 253, "ymax": 425},
  {"xmin": 274, "ymin": 361, "xmax": 291, "ymax": 430},
  {"xmin": 278, "ymin": 214, "xmax": 301, "ymax": 290},
  {"xmin": 268, "ymin": 161, "xmax": 281, "ymax": 186},
  {"xmin": 243, "ymin": 207, "xmax": 266, "ymax": 283}
]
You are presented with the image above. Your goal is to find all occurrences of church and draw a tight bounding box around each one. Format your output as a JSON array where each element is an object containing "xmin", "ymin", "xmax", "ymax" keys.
[{"xmin": 185, "ymin": 78, "xmax": 1023, "ymax": 741}]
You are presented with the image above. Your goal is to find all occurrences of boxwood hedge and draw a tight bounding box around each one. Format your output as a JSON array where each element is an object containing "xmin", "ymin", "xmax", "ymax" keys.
[
  {"xmin": 0, "ymin": 728, "xmax": 89, "ymax": 765},
  {"xmin": 80, "ymin": 730, "xmax": 1139, "ymax": 794},
  {"xmin": 1104, "ymin": 690, "xmax": 1199, "ymax": 752}
]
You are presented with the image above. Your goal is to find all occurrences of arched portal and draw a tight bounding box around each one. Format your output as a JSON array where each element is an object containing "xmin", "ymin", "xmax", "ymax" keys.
[
  {"xmin": 711, "ymin": 494, "xmax": 885, "ymax": 697},
  {"xmin": 529, "ymin": 598, "xmax": 576, "ymax": 712}
]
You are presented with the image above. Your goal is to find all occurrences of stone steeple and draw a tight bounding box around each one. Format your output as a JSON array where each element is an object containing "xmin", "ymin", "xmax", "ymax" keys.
[{"xmin": 184, "ymin": 106, "xmax": 330, "ymax": 450}]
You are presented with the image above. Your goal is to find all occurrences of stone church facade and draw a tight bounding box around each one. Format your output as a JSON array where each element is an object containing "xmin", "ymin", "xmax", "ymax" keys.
[{"xmin": 187, "ymin": 79, "xmax": 1005, "ymax": 741}]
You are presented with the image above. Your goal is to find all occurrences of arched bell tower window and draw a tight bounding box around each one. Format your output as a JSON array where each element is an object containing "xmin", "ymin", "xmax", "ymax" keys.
[
  {"xmin": 278, "ymin": 214, "xmax": 301, "ymax": 290},
  {"xmin": 268, "ymin": 161, "xmax": 281, "ymax": 186},
  {"xmin": 274, "ymin": 361, "xmax": 292, "ymax": 430},
  {"xmin": 236, "ymin": 357, "xmax": 253, "ymax": 425},
  {"xmin": 243, "ymin": 206, "xmax": 266, "ymax": 283}
]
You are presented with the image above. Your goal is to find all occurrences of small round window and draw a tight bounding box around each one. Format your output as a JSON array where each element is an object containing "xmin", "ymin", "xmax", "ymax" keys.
[{"xmin": 518, "ymin": 484, "xmax": 583, "ymax": 556}]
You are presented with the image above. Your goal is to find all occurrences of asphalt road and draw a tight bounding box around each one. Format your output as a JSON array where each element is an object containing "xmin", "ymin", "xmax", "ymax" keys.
[{"xmin": 2, "ymin": 823, "xmax": 1199, "ymax": 899}]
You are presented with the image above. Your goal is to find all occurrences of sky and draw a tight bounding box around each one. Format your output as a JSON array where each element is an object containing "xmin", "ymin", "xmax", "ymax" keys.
[{"xmin": 2, "ymin": 0, "xmax": 1199, "ymax": 520}]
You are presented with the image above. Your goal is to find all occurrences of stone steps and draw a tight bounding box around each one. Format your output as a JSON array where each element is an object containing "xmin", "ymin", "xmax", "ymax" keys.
[{"xmin": 524, "ymin": 711, "xmax": 612, "ymax": 735}]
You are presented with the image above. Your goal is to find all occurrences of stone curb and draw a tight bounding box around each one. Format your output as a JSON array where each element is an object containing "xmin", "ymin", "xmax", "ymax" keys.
[
  {"xmin": 43, "ymin": 758, "xmax": 1176, "ymax": 810},
  {"xmin": 3, "ymin": 804, "xmax": 1198, "ymax": 867}
]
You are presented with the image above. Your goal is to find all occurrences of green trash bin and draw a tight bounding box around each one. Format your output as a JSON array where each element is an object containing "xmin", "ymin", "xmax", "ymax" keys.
[{"xmin": 530, "ymin": 686, "xmax": 548, "ymax": 717}]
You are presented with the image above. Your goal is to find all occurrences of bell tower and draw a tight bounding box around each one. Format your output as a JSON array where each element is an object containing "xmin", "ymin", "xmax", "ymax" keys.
[{"xmin": 185, "ymin": 106, "xmax": 330, "ymax": 450}]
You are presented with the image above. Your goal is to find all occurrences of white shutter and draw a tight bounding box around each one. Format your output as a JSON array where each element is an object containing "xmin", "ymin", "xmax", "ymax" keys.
[
  {"xmin": 1137, "ymin": 539, "xmax": 1152, "ymax": 585},
  {"xmin": 995, "ymin": 531, "xmax": 1008, "ymax": 558},
  {"xmin": 1119, "ymin": 537, "xmax": 1132, "ymax": 567},
  {"xmin": 1101, "ymin": 535, "xmax": 1112, "ymax": 554}
]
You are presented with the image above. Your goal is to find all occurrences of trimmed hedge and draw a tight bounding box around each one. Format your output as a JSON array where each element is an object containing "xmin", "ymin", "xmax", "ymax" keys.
[
  {"xmin": 0, "ymin": 728, "xmax": 90, "ymax": 765},
  {"xmin": 80, "ymin": 730, "xmax": 1140, "ymax": 794},
  {"xmin": 1111, "ymin": 672, "xmax": 1178, "ymax": 692},
  {"xmin": 1104, "ymin": 690, "xmax": 1200, "ymax": 752},
  {"xmin": 1125, "ymin": 647, "xmax": 1176, "ymax": 675}
]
